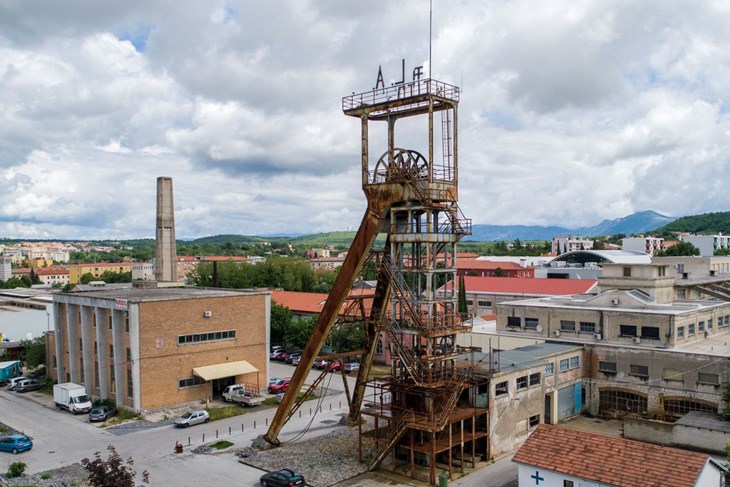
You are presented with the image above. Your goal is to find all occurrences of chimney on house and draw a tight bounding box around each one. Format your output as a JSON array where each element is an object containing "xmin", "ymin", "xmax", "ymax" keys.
[{"xmin": 155, "ymin": 176, "xmax": 177, "ymax": 282}]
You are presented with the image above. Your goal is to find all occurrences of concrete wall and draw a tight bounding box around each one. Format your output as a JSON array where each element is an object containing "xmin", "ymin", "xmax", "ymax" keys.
[{"xmin": 624, "ymin": 418, "xmax": 728, "ymax": 454}]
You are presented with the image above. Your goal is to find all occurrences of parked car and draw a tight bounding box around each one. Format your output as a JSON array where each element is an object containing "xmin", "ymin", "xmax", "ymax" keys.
[
  {"xmin": 343, "ymin": 362, "xmax": 361, "ymax": 374},
  {"xmin": 291, "ymin": 355, "xmax": 301, "ymax": 366},
  {"xmin": 285, "ymin": 352, "xmax": 301, "ymax": 364},
  {"xmin": 259, "ymin": 468, "xmax": 305, "ymax": 487},
  {"xmin": 173, "ymin": 410, "xmax": 210, "ymax": 428},
  {"xmin": 268, "ymin": 377, "xmax": 280, "ymax": 386},
  {"xmin": 313, "ymin": 358, "xmax": 331, "ymax": 369},
  {"xmin": 0, "ymin": 435, "xmax": 33, "ymax": 454},
  {"xmin": 6, "ymin": 376, "xmax": 28, "ymax": 391},
  {"xmin": 326, "ymin": 361, "xmax": 342, "ymax": 372},
  {"xmin": 15, "ymin": 379, "xmax": 41, "ymax": 393},
  {"xmin": 270, "ymin": 345, "xmax": 284, "ymax": 354},
  {"xmin": 268, "ymin": 378, "xmax": 291, "ymax": 394},
  {"xmin": 271, "ymin": 350, "xmax": 287, "ymax": 361},
  {"xmin": 89, "ymin": 405, "xmax": 118, "ymax": 422}
]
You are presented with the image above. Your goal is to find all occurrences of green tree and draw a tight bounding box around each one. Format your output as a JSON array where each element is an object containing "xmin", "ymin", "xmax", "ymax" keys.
[
  {"xmin": 80, "ymin": 272, "xmax": 96, "ymax": 284},
  {"xmin": 656, "ymin": 241, "xmax": 700, "ymax": 257},
  {"xmin": 20, "ymin": 336, "xmax": 46, "ymax": 369},
  {"xmin": 4, "ymin": 277, "xmax": 28, "ymax": 289},
  {"xmin": 457, "ymin": 275, "xmax": 468, "ymax": 317},
  {"xmin": 100, "ymin": 271, "xmax": 132, "ymax": 283},
  {"xmin": 270, "ymin": 303, "xmax": 293, "ymax": 346},
  {"xmin": 29, "ymin": 268, "xmax": 42, "ymax": 285},
  {"xmin": 285, "ymin": 316, "xmax": 317, "ymax": 349},
  {"xmin": 493, "ymin": 267, "xmax": 506, "ymax": 277}
]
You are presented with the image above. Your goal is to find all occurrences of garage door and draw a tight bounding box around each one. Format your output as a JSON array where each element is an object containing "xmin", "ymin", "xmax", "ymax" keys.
[{"xmin": 557, "ymin": 383, "xmax": 582, "ymax": 420}]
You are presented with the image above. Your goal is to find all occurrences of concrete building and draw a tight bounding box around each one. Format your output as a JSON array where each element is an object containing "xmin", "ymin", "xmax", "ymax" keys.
[
  {"xmin": 622, "ymin": 236, "xmax": 665, "ymax": 256},
  {"xmin": 513, "ymin": 424, "xmax": 725, "ymax": 487},
  {"xmin": 0, "ymin": 255, "xmax": 11, "ymax": 282},
  {"xmin": 36, "ymin": 267, "xmax": 70, "ymax": 286},
  {"xmin": 155, "ymin": 176, "xmax": 177, "ymax": 282},
  {"xmin": 441, "ymin": 276, "xmax": 597, "ymax": 317},
  {"xmin": 131, "ymin": 262, "xmax": 154, "ymax": 281},
  {"xmin": 552, "ymin": 236, "xmax": 593, "ymax": 254},
  {"xmin": 652, "ymin": 255, "xmax": 730, "ymax": 300},
  {"xmin": 681, "ymin": 234, "xmax": 730, "ymax": 256},
  {"xmin": 49, "ymin": 285, "xmax": 270, "ymax": 413},
  {"xmin": 536, "ymin": 249, "xmax": 651, "ymax": 280}
]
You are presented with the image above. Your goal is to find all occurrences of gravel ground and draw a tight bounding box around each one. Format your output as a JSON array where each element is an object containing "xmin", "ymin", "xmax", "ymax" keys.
[
  {"xmin": 105, "ymin": 418, "xmax": 175, "ymax": 436},
  {"xmin": 0, "ymin": 463, "xmax": 88, "ymax": 487},
  {"xmin": 238, "ymin": 425, "xmax": 374, "ymax": 487}
]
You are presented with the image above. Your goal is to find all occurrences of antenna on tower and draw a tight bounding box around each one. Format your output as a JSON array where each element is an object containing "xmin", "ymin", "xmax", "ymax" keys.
[{"xmin": 429, "ymin": 0, "xmax": 433, "ymax": 78}]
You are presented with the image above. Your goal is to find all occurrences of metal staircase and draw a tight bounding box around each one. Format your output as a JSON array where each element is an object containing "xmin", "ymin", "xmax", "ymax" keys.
[{"xmin": 369, "ymin": 413, "xmax": 411, "ymax": 470}]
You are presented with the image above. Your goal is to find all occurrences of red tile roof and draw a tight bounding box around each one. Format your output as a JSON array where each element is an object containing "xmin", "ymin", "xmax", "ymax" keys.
[
  {"xmin": 513, "ymin": 424, "xmax": 711, "ymax": 487},
  {"xmin": 456, "ymin": 261, "xmax": 532, "ymax": 271},
  {"xmin": 271, "ymin": 290, "xmax": 329, "ymax": 314},
  {"xmin": 36, "ymin": 267, "xmax": 70, "ymax": 276},
  {"xmin": 446, "ymin": 276, "xmax": 595, "ymax": 295},
  {"xmin": 70, "ymin": 262, "xmax": 131, "ymax": 268}
]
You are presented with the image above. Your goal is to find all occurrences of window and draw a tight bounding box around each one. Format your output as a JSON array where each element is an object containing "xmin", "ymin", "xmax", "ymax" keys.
[
  {"xmin": 178, "ymin": 330, "xmax": 237, "ymax": 345},
  {"xmin": 598, "ymin": 361, "xmax": 617, "ymax": 374},
  {"xmin": 376, "ymin": 339, "xmax": 383, "ymax": 355},
  {"xmin": 125, "ymin": 317, "xmax": 130, "ymax": 333},
  {"xmin": 559, "ymin": 358, "xmax": 570, "ymax": 372},
  {"xmin": 698, "ymin": 321, "xmax": 705, "ymax": 332},
  {"xmin": 495, "ymin": 381, "xmax": 508, "ymax": 397},
  {"xmin": 569, "ymin": 356, "xmax": 580, "ymax": 369},
  {"xmin": 677, "ymin": 326, "xmax": 685, "ymax": 339},
  {"xmin": 507, "ymin": 316, "xmax": 521, "ymax": 328},
  {"xmin": 724, "ymin": 315, "xmax": 730, "ymax": 327},
  {"xmin": 529, "ymin": 372, "xmax": 541, "ymax": 386},
  {"xmin": 110, "ymin": 365, "xmax": 115, "ymax": 386},
  {"xmin": 620, "ymin": 325, "xmax": 637, "ymax": 337},
  {"xmin": 629, "ymin": 364, "xmax": 649, "ymax": 378},
  {"xmin": 516, "ymin": 376, "xmax": 528, "ymax": 390},
  {"xmin": 178, "ymin": 377, "xmax": 205, "ymax": 389},
  {"xmin": 698, "ymin": 372, "xmax": 720, "ymax": 385},
  {"xmin": 109, "ymin": 344, "xmax": 114, "ymax": 359},
  {"xmin": 623, "ymin": 266, "xmax": 631, "ymax": 277},
  {"xmin": 564, "ymin": 481, "xmax": 575, "ymax": 487},
  {"xmin": 529, "ymin": 414, "xmax": 540, "ymax": 428},
  {"xmin": 108, "ymin": 315, "xmax": 112, "ymax": 329},
  {"xmin": 477, "ymin": 300, "xmax": 492, "ymax": 307},
  {"xmin": 641, "ymin": 326, "xmax": 660, "ymax": 340},
  {"xmin": 545, "ymin": 363, "xmax": 554, "ymax": 376},
  {"xmin": 560, "ymin": 320, "xmax": 576, "ymax": 332},
  {"xmin": 127, "ymin": 374, "xmax": 133, "ymax": 398},
  {"xmin": 524, "ymin": 318, "xmax": 539, "ymax": 330},
  {"xmin": 126, "ymin": 348, "xmax": 131, "ymax": 364},
  {"xmin": 688, "ymin": 323, "xmax": 695, "ymax": 336},
  {"xmin": 94, "ymin": 362, "xmax": 99, "ymax": 388},
  {"xmin": 708, "ymin": 318, "xmax": 713, "ymax": 329},
  {"xmin": 579, "ymin": 321, "xmax": 596, "ymax": 333},
  {"xmin": 663, "ymin": 369, "xmax": 683, "ymax": 381}
]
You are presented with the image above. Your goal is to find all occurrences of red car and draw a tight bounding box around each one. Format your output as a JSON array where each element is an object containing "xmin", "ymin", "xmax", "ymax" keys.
[
  {"xmin": 326, "ymin": 361, "xmax": 342, "ymax": 372},
  {"xmin": 268, "ymin": 378, "xmax": 291, "ymax": 394}
]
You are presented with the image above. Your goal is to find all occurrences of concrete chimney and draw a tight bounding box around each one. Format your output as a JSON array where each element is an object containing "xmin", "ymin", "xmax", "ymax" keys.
[{"xmin": 155, "ymin": 177, "xmax": 177, "ymax": 282}]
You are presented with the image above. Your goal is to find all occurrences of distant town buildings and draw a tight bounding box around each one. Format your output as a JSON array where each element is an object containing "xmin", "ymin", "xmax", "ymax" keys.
[
  {"xmin": 622, "ymin": 236, "xmax": 665, "ymax": 256},
  {"xmin": 552, "ymin": 236, "xmax": 593, "ymax": 254},
  {"xmin": 680, "ymin": 233, "xmax": 730, "ymax": 256}
]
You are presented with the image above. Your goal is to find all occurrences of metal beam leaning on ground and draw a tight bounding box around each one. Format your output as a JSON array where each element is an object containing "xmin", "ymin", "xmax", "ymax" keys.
[{"xmin": 259, "ymin": 206, "xmax": 384, "ymax": 447}]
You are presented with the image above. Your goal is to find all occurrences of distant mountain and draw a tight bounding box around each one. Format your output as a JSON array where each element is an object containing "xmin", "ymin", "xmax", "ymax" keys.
[
  {"xmin": 464, "ymin": 210, "xmax": 675, "ymax": 241},
  {"xmin": 655, "ymin": 211, "xmax": 730, "ymax": 234}
]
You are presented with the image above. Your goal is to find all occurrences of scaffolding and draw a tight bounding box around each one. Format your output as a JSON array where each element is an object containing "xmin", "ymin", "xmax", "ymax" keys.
[{"xmin": 259, "ymin": 75, "xmax": 488, "ymax": 485}]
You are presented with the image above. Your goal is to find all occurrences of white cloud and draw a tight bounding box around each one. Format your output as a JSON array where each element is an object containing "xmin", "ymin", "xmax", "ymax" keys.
[{"xmin": 0, "ymin": 0, "xmax": 729, "ymax": 239}]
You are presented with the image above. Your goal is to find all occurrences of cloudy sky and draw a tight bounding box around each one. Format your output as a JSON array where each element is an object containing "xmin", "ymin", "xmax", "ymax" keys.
[{"xmin": 1, "ymin": 1, "xmax": 729, "ymax": 240}]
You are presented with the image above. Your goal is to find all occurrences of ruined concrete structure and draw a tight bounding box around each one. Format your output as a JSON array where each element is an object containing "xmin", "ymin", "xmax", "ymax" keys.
[
  {"xmin": 154, "ymin": 176, "xmax": 177, "ymax": 282},
  {"xmin": 260, "ymin": 73, "xmax": 493, "ymax": 484}
]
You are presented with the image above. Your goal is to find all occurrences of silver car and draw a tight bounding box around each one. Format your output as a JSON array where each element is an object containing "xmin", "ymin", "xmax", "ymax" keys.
[
  {"xmin": 6, "ymin": 377, "xmax": 28, "ymax": 391},
  {"xmin": 173, "ymin": 410, "xmax": 210, "ymax": 428}
]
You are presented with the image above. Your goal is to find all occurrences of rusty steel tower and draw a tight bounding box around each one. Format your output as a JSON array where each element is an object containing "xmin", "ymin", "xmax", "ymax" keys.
[{"xmin": 258, "ymin": 69, "xmax": 488, "ymax": 485}]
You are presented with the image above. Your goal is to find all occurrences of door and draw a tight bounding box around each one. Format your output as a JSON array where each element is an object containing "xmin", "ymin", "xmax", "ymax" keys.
[{"xmin": 544, "ymin": 394, "xmax": 552, "ymax": 424}]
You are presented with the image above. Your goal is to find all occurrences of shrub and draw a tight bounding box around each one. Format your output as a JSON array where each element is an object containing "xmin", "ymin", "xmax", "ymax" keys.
[
  {"xmin": 81, "ymin": 445, "xmax": 149, "ymax": 487},
  {"xmin": 41, "ymin": 472, "xmax": 52, "ymax": 480},
  {"xmin": 7, "ymin": 461, "xmax": 27, "ymax": 478},
  {"xmin": 209, "ymin": 440, "xmax": 233, "ymax": 450}
]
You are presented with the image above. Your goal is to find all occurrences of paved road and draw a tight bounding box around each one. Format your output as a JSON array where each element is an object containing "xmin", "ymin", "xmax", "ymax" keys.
[{"xmin": 0, "ymin": 361, "xmax": 517, "ymax": 486}]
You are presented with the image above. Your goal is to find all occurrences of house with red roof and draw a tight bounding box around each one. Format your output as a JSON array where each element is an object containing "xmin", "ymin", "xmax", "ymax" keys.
[
  {"xmin": 457, "ymin": 260, "xmax": 535, "ymax": 278},
  {"xmin": 513, "ymin": 424, "xmax": 725, "ymax": 487},
  {"xmin": 441, "ymin": 276, "xmax": 597, "ymax": 316}
]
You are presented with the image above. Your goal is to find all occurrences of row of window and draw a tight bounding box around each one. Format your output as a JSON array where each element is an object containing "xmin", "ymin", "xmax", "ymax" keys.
[
  {"xmin": 179, "ymin": 377, "xmax": 205, "ymax": 389},
  {"xmin": 618, "ymin": 325, "xmax": 660, "ymax": 340},
  {"xmin": 558, "ymin": 320, "xmax": 597, "ymax": 333},
  {"xmin": 77, "ymin": 312, "xmax": 130, "ymax": 332},
  {"xmin": 598, "ymin": 361, "xmax": 720, "ymax": 385},
  {"xmin": 495, "ymin": 356, "xmax": 580, "ymax": 397},
  {"xmin": 678, "ymin": 315, "xmax": 730, "ymax": 338},
  {"xmin": 178, "ymin": 330, "xmax": 236, "ymax": 345},
  {"xmin": 465, "ymin": 300, "xmax": 493, "ymax": 307}
]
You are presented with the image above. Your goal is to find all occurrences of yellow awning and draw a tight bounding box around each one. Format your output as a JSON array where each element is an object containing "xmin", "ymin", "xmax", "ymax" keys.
[{"xmin": 192, "ymin": 360, "xmax": 258, "ymax": 381}]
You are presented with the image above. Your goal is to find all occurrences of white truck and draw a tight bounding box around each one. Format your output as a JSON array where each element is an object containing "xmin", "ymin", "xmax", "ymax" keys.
[
  {"xmin": 53, "ymin": 383, "xmax": 93, "ymax": 414},
  {"xmin": 227, "ymin": 382, "xmax": 264, "ymax": 407}
]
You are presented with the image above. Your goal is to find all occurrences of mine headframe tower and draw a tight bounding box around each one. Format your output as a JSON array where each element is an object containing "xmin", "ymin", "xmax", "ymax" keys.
[{"xmin": 259, "ymin": 74, "xmax": 488, "ymax": 485}]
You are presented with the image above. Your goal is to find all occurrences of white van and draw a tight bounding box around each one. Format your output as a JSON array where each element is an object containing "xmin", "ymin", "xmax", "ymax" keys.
[{"xmin": 222, "ymin": 384, "xmax": 244, "ymax": 402}]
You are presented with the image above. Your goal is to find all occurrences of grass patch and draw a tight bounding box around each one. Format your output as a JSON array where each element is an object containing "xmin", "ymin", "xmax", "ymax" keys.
[
  {"xmin": 39, "ymin": 378, "xmax": 55, "ymax": 395},
  {"xmin": 208, "ymin": 440, "xmax": 233, "ymax": 450},
  {"xmin": 105, "ymin": 408, "xmax": 142, "ymax": 426},
  {"xmin": 206, "ymin": 406, "xmax": 247, "ymax": 422},
  {"xmin": 368, "ymin": 365, "xmax": 391, "ymax": 379},
  {"xmin": 41, "ymin": 472, "xmax": 52, "ymax": 480}
]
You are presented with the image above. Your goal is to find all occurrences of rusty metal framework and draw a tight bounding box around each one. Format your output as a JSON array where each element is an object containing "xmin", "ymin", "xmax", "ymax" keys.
[{"xmin": 258, "ymin": 76, "xmax": 488, "ymax": 485}]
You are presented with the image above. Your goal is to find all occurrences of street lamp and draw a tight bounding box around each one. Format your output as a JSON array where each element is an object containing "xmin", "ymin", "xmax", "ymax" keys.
[{"xmin": 45, "ymin": 309, "xmax": 51, "ymax": 333}]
